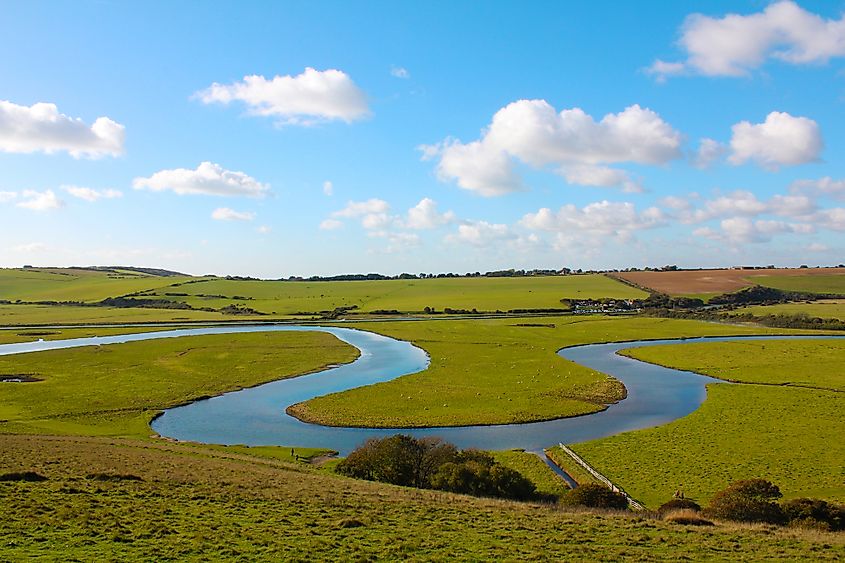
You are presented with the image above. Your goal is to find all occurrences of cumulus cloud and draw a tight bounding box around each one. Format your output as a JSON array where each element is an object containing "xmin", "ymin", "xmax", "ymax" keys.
[
  {"xmin": 133, "ymin": 162, "xmax": 270, "ymax": 197},
  {"xmin": 322, "ymin": 180, "xmax": 334, "ymax": 196},
  {"xmin": 16, "ymin": 189, "xmax": 64, "ymax": 211},
  {"xmin": 665, "ymin": 190, "xmax": 816, "ymax": 224},
  {"xmin": 790, "ymin": 177, "xmax": 845, "ymax": 200},
  {"xmin": 649, "ymin": 1, "xmax": 845, "ymax": 79},
  {"xmin": 521, "ymin": 201, "xmax": 665, "ymax": 241},
  {"xmin": 319, "ymin": 218, "xmax": 343, "ymax": 230},
  {"xmin": 694, "ymin": 217, "xmax": 814, "ymax": 244},
  {"xmin": 390, "ymin": 66, "xmax": 410, "ymax": 79},
  {"xmin": 405, "ymin": 198, "xmax": 455, "ymax": 229},
  {"xmin": 195, "ymin": 68, "xmax": 370, "ymax": 126},
  {"xmin": 368, "ymin": 230, "xmax": 421, "ymax": 253},
  {"xmin": 446, "ymin": 221, "xmax": 515, "ymax": 247},
  {"xmin": 421, "ymin": 100, "xmax": 681, "ymax": 196},
  {"xmin": 560, "ymin": 164, "xmax": 643, "ymax": 193},
  {"xmin": 257, "ymin": 225, "xmax": 272, "ymax": 234},
  {"xmin": 0, "ymin": 191, "xmax": 17, "ymax": 203},
  {"xmin": 729, "ymin": 112, "xmax": 823, "ymax": 169},
  {"xmin": 693, "ymin": 138, "xmax": 727, "ymax": 169},
  {"xmin": 0, "ymin": 100, "xmax": 124, "ymax": 158},
  {"xmin": 211, "ymin": 207, "xmax": 255, "ymax": 221},
  {"xmin": 62, "ymin": 186, "xmax": 122, "ymax": 202}
]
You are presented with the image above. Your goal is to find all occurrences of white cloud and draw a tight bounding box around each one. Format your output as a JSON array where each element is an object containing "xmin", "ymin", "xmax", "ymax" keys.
[
  {"xmin": 666, "ymin": 190, "xmax": 816, "ymax": 224},
  {"xmin": 133, "ymin": 162, "xmax": 270, "ymax": 197},
  {"xmin": 329, "ymin": 198, "xmax": 395, "ymax": 230},
  {"xmin": 649, "ymin": 1, "xmax": 845, "ymax": 79},
  {"xmin": 814, "ymin": 208, "xmax": 845, "ymax": 231},
  {"xmin": 322, "ymin": 180, "xmax": 334, "ymax": 196},
  {"xmin": 319, "ymin": 219, "xmax": 343, "ymax": 230},
  {"xmin": 211, "ymin": 207, "xmax": 255, "ymax": 221},
  {"xmin": 807, "ymin": 242, "xmax": 829, "ymax": 252},
  {"xmin": 446, "ymin": 221, "xmax": 515, "ymax": 247},
  {"xmin": 423, "ymin": 138, "xmax": 523, "ymax": 196},
  {"xmin": 390, "ymin": 66, "xmax": 410, "ymax": 79},
  {"xmin": 16, "ymin": 189, "xmax": 64, "ymax": 211},
  {"xmin": 0, "ymin": 191, "xmax": 17, "ymax": 203},
  {"xmin": 729, "ymin": 112, "xmax": 823, "ymax": 169},
  {"xmin": 0, "ymin": 100, "xmax": 124, "ymax": 158},
  {"xmin": 521, "ymin": 201, "xmax": 665, "ymax": 240},
  {"xmin": 62, "ymin": 186, "xmax": 122, "ymax": 202},
  {"xmin": 257, "ymin": 225, "xmax": 272, "ymax": 234},
  {"xmin": 693, "ymin": 138, "xmax": 727, "ymax": 169},
  {"xmin": 405, "ymin": 198, "xmax": 455, "ymax": 229},
  {"xmin": 422, "ymin": 100, "xmax": 681, "ymax": 196},
  {"xmin": 368, "ymin": 230, "xmax": 421, "ymax": 253},
  {"xmin": 694, "ymin": 217, "xmax": 813, "ymax": 243},
  {"xmin": 195, "ymin": 68, "xmax": 370, "ymax": 126},
  {"xmin": 790, "ymin": 177, "xmax": 845, "ymax": 200},
  {"xmin": 560, "ymin": 164, "xmax": 642, "ymax": 193},
  {"xmin": 331, "ymin": 198, "xmax": 390, "ymax": 218},
  {"xmin": 11, "ymin": 242, "xmax": 48, "ymax": 253}
]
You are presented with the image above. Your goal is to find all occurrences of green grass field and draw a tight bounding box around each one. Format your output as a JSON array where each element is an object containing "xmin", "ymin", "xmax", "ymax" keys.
[
  {"xmin": 1, "ymin": 434, "xmax": 841, "ymax": 561},
  {"xmin": 144, "ymin": 274, "xmax": 647, "ymax": 314},
  {"xmin": 738, "ymin": 300, "xmax": 845, "ymax": 321},
  {"xmin": 0, "ymin": 304, "xmax": 258, "ymax": 325},
  {"xmin": 0, "ymin": 331, "xmax": 358, "ymax": 437},
  {"xmin": 573, "ymin": 339, "xmax": 845, "ymax": 508},
  {"xmin": 750, "ymin": 273, "xmax": 845, "ymax": 295},
  {"xmin": 291, "ymin": 316, "xmax": 816, "ymax": 428},
  {"xmin": 0, "ymin": 267, "xmax": 197, "ymax": 303},
  {"xmin": 490, "ymin": 449, "xmax": 571, "ymax": 499}
]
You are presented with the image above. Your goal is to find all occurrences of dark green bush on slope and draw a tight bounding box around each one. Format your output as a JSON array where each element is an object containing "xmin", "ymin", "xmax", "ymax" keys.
[
  {"xmin": 561, "ymin": 483, "xmax": 629, "ymax": 510},
  {"xmin": 781, "ymin": 498, "xmax": 845, "ymax": 531},
  {"xmin": 704, "ymin": 479, "xmax": 784, "ymax": 524},
  {"xmin": 336, "ymin": 435, "xmax": 536, "ymax": 500}
]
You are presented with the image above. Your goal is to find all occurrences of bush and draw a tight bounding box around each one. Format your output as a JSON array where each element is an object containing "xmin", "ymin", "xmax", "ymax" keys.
[
  {"xmin": 705, "ymin": 479, "xmax": 784, "ymax": 524},
  {"xmin": 658, "ymin": 498, "xmax": 701, "ymax": 515},
  {"xmin": 337, "ymin": 435, "xmax": 536, "ymax": 500},
  {"xmin": 0, "ymin": 471, "xmax": 47, "ymax": 482},
  {"xmin": 781, "ymin": 498, "xmax": 845, "ymax": 532},
  {"xmin": 561, "ymin": 484, "xmax": 629, "ymax": 510}
]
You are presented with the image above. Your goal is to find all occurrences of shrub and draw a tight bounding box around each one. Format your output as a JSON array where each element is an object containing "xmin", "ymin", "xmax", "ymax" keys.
[
  {"xmin": 662, "ymin": 509, "xmax": 714, "ymax": 526},
  {"xmin": 561, "ymin": 484, "xmax": 629, "ymax": 510},
  {"xmin": 781, "ymin": 498, "xmax": 845, "ymax": 532},
  {"xmin": 658, "ymin": 498, "xmax": 701, "ymax": 515},
  {"xmin": 705, "ymin": 479, "xmax": 784, "ymax": 524},
  {"xmin": 337, "ymin": 435, "xmax": 536, "ymax": 500}
]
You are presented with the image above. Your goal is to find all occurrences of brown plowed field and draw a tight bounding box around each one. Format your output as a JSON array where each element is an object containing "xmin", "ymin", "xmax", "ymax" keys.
[{"xmin": 610, "ymin": 268, "xmax": 845, "ymax": 296}]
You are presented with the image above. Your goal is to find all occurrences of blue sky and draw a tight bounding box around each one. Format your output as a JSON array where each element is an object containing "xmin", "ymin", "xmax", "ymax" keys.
[{"xmin": 1, "ymin": 0, "xmax": 844, "ymax": 277}]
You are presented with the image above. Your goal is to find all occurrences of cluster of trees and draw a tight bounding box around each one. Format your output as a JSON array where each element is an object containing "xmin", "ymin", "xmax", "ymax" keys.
[
  {"xmin": 336, "ymin": 435, "xmax": 536, "ymax": 501},
  {"xmin": 657, "ymin": 479, "xmax": 844, "ymax": 530}
]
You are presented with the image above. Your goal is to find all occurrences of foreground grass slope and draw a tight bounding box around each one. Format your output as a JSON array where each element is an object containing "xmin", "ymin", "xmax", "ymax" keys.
[
  {"xmin": 1, "ymin": 435, "xmax": 841, "ymax": 561},
  {"xmin": 0, "ymin": 331, "xmax": 358, "ymax": 437},
  {"xmin": 291, "ymin": 316, "xmax": 813, "ymax": 427},
  {"xmin": 574, "ymin": 339, "xmax": 845, "ymax": 508}
]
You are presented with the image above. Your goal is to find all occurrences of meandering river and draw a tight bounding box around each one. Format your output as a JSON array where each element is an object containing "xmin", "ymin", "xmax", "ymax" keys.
[{"xmin": 1, "ymin": 325, "xmax": 840, "ymax": 455}]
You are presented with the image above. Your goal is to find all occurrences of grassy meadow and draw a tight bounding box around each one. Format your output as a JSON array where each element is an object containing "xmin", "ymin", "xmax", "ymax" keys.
[
  {"xmin": 738, "ymin": 300, "xmax": 845, "ymax": 321},
  {"xmin": 291, "ymin": 316, "xmax": 815, "ymax": 427},
  {"xmin": 1, "ymin": 434, "xmax": 842, "ymax": 561},
  {"xmin": 572, "ymin": 339, "xmax": 845, "ymax": 508},
  {"xmin": 0, "ymin": 331, "xmax": 358, "ymax": 437},
  {"xmin": 145, "ymin": 273, "xmax": 647, "ymax": 314}
]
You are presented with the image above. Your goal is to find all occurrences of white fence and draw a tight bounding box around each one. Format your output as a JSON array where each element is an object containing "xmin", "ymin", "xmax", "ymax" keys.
[{"xmin": 558, "ymin": 442, "xmax": 646, "ymax": 511}]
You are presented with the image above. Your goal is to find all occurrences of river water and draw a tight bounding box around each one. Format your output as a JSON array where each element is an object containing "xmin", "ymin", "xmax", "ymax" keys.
[{"xmin": 1, "ymin": 325, "xmax": 840, "ymax": 455}]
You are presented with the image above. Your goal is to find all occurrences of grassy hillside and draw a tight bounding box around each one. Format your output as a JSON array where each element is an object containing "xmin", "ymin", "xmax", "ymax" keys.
[
  {"xmin": 1, "ymin": 434, "xmax": 841, "ymax": 561},
  {"xmin": 0, "ymin": 331, "xmax": 358, "ymax": 437},
  {"xmin": 291, "ymin": 316, "xmax": 816, "ymax": 428},
  {"xmin": 0, "ymin": 267, "xmax": 197, "ymax": 303},
  {"xmin": 145, "ymin": 274, "xmax": 647, "ymax": 314},
  {"xmin": 573, "ymin": 339, "xmax": 845, "ymax": 508}
]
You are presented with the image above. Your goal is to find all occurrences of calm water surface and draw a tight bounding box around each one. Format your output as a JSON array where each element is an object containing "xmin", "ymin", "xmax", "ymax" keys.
[{"xmin": 1, "ymin": 325, "xmax": 840, "ymax": 455}]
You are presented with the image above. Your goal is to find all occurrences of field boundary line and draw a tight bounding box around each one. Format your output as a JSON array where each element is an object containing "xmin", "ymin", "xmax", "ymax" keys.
[{"xmin": 558, "ymin": 442, "xmax": 645, "ymax": 511}]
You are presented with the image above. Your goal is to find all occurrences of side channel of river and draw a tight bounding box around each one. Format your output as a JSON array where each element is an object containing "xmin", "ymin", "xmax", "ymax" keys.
[{"xmin": 1, "ymin": 325, "xmax": 840, "ymax": 455}]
